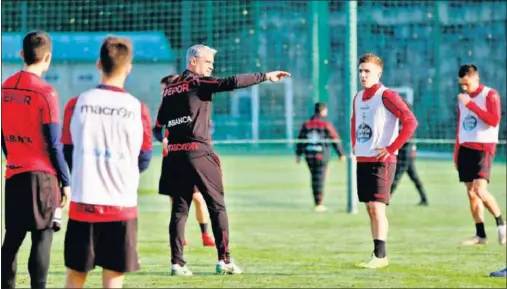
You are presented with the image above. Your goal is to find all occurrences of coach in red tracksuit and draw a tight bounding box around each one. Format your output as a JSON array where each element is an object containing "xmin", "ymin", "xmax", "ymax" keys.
[{"xmin": 296, "ymin": 102, "xmax": 345, "ymax": 211}]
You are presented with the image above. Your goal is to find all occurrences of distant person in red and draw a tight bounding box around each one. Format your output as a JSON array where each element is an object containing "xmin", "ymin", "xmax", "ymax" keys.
[
  {"xmin": 1, "ymin": 30, "xmax": 70, "ymax": 289},
  {"xmin": 296, "ymin": 102, "xmax": 346, "ymax": 212}
]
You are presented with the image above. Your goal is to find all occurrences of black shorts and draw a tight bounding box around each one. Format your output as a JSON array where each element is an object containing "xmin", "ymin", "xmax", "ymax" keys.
[
  {"xmin": 64, "ymin": 218, "xmax": 140, "ymax": 273},
  {"xmin": 457, "ymin": 146, "xmax": 493, "ymax": 183},
  {"xmin": 4, "ymin": 171, "xmax": 60, "ymax": 231},
  {"xmin": 158, "ymin": 151, "xmax": 223, "ymax": 197},
  {"xmin": 357, "ymin": 162, "xmax": 396, "ymax": 205}
]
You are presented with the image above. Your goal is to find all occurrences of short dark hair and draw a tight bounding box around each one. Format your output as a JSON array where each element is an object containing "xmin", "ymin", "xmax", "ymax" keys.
[
  {"xmin": 314, "ymin": 102, "xmax": 327, "ymax": 114},
  {"xmin": 22, "ymin": 30, "xmax": 52, "ymax": 65},
  {"xmin": 99, "ymin": 36, "xmax": 133, "ymax": 76},
  {"xmin": 458, "ymin": 64, "xmax": 478, "ymax": 78},
  {"xmin": 160, "ymin": 74, "xmax": 180, "ymax": 85}
]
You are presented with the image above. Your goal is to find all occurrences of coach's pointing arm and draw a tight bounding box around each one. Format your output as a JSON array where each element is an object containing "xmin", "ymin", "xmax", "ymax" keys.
[{"xmin": 198, "ymin": 71, "xmax": 291, "ymax": 94}]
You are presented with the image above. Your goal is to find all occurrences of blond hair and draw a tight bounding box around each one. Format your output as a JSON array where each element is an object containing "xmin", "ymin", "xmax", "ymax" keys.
[{"xmin": 358, "ymin": 53, "xmax": 384, "ymax": 69}]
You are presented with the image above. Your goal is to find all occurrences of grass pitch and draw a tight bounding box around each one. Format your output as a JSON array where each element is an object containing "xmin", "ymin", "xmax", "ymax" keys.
[{"xmin": 5, "ymin": 154, "xmax": 507, "ymax": 288}]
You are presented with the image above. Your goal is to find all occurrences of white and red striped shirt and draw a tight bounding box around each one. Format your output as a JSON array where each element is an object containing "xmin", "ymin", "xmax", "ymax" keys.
[
  {"xmin": 68, "ymin": 85, "xmax": 152, "ymax": 222},
  {"xmin": 454, "ymin": 84, "xmax": 501, "ymax": 163},
  {"xmin": 351, "ymin": 83, "xmax": 418, "ymax": 163}
]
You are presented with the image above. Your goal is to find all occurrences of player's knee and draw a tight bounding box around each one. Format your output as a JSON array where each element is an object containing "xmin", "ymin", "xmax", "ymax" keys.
[
  {"xmin": 206, "ymin": 199, "xmax": 226, "ymax": 213},
  {"xmin": 208, "ymin": 204, "xmax": 226, "ymax": 214},
  {"xmin": 471, "ymin": 181, "xmax": 487, "ymax": 199},
  {"xmin": 65, "ymin": 268, "xmax": 88, "ymax": 287},
  {"xmin": 102, "ymin": 269, "xmax": 125, "ymax": 288},
  {"xmin": 366, "ymin": 207, "xmax": 375, "ymax": 218},
  {"xmin": 364, "ymin": 203, "xmax": 371, "ymax": 218},
  {"xmin": 367, "ymin": 202, "xmax": 385, "ymax": 219},
  {"xmin": 171, "ymin": 206, "xmax": 190, "ymax": 216},
  {"xmin": 474, "ymin": 188, "xmax": 489, "ymax": 201},
  {"xmin": 192, "ymin": 192, "xmax": 205, "ymax": 203},
  {"xmin": 466, "ymin": 189, "xmax": 479, "ymax": 200},
  {"xmin": 367, "ymin": 205, "xmax": 377, "ymax": 217}
]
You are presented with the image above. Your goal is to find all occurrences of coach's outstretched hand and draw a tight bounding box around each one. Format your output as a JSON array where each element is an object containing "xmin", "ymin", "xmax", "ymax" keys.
[{"xmin": 266, "ymin": 71, "xmax": 291, "ymax": 82}]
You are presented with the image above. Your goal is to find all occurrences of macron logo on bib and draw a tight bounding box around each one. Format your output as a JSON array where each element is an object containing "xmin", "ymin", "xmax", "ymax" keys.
[{"xmin": 80, "ymin": 105, "xmax": 134, "ymax": 119}]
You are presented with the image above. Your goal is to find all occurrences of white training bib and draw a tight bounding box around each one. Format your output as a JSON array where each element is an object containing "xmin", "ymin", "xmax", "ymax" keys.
[
  {"xmin": 458, "ymin": 86, "xmax": 499, "ymax": 144},
  {"xmin": 70, "ymin": 88, "xmax": 144, "ymax": 207},
  {"xmin": 354, "ymin": 86, "xmax": 399, "ymax": 157}
]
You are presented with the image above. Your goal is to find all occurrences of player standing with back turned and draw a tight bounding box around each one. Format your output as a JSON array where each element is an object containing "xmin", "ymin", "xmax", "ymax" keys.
[
  {"xmin": 153, "ymin": 44, "xmax": 290, "ymax": 276},
  {"xmin": 63, "ymin": 36, "xmax": 153, "ymax": 288},
  {"xmin": 454, "ymin": 64, "xmax": 505, "ymax": 246},
  {"xmin": 1, "ymin": 30, "xmax": 70, "ymax": 289},
  {"xmin": 351, "ymin": 53, "xmax": 418, "ymax": 269}
]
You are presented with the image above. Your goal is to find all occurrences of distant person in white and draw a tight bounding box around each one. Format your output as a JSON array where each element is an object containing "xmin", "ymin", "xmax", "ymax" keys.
[{"xmin": 62, "ymin": 36, "xmax": 153, "ymax": 289}]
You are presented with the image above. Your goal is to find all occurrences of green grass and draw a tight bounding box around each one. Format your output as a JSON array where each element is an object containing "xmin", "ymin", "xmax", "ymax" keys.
[{"xmin": 4, "ymin": 155, "xmax": 507, "ymax": 288}]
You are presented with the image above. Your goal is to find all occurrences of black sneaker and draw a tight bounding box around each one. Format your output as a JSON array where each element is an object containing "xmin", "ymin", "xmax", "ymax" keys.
[{"xmin": 417, "ymin": 201, "xmax": 428, "ymax": 206}]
